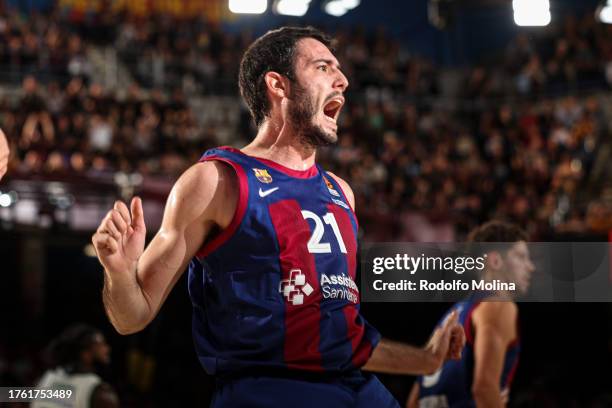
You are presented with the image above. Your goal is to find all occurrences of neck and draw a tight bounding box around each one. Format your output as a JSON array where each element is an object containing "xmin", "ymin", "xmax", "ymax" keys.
[
  {"xmin": 482, "ymin": 270, "xmax": 515, "ymax": 300},
  {"xmin": 242, "ymin": 118, "xmax": 317, "ymax": 171}
]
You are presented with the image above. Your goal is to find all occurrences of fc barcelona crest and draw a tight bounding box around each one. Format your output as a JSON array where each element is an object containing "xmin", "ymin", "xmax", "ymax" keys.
[{"xmin": 253, "ymin": 168, "xmax": 273, "ymax": 183}]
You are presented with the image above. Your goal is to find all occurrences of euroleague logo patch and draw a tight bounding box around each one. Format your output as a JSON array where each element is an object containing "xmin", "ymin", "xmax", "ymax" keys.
[
  {"xmin": 323, "ymin": 176, "xmax": 340, "ymax": 197},
  {"xmin": 279, "ymin": 269, "xmax": 314, "ymax": 306}
]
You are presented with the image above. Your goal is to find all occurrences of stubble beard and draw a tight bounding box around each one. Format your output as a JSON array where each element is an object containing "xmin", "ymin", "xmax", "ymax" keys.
[{"xmin": 288, "ymin": 81, "xmax": 338, "ymax": 148}]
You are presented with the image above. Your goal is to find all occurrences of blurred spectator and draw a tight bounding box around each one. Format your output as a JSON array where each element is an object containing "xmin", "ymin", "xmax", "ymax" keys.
[{"xmin": 32, "ymin": 324, "xmax": 119, "ymax": 408}]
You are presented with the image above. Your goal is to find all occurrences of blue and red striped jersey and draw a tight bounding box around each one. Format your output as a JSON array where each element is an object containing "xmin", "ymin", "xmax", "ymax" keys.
[
  {"xmin": 417, "ymin": 296, "xmax": 520, "ymax": 407},
  {"xmin": 187, "ymin": 146, "xmax": 380, "ymax": 375}
]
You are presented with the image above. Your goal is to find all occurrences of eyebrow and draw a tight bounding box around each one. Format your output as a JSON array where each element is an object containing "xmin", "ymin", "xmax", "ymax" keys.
[{"xmin": 311, "ymin": 58, "xmax": 342, "ymax": 70}]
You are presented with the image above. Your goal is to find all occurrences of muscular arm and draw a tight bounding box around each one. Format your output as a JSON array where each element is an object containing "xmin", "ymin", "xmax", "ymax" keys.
[
  {"xmin": 364, "ymin": 311, "xmax": 464, "ymax": 375},
  {"xmin": 328, "ymin": 173, "xmax": 465, "ymax": 376},
  {"xmin": 471, "ymin": 302, "xmax": 518, "ymax": 408},
  {"xmin": 96, "ymin": 161, "xmax": 236, "ymax": 334},
  {"xmin": 329, "ymin": 174, "xmax": 437, "ymax": 374},
  {"xmin": 362, "ymin": 338, "xmax": 440, "ymax": 375},
  {"xmin": 331, "ymin": 173, "xmax": 439, "ymax": 375}
]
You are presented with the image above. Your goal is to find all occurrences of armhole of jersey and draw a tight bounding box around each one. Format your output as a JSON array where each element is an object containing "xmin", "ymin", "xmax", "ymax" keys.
[
  {"xmin": 464, "ymin": 302, "xmax": 480, "ymax": 346},
  {"xmin": 504, "ymin": 319, "xmax": 521, "ymax": 387},
  {"xmin": 504, "ymin": 346, "xmax": 520, "ymax": 388},
  {"xmin": 326, "ymin": 171, "xmax": 359, "ymax": 228},
  {"xmin": 195, "ymin": 155, "xmax": 249, "ymax": 259}
]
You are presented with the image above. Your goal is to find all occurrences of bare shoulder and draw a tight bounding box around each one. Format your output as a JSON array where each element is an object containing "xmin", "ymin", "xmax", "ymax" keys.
[
  {"xmin": 473, "ymin": 301, "xmax": 518, "ymax": 339},
  {"xmin": 174, "ymin": 160, "xmax": 236, "ymax": 193},
  {"xmin": 474, "ymin": 301, "xmax": 517, "ymax": 322},
  {"xmin": 326, "ymin": 171, "xmax": 355, "ymax": 211},
  {"xmin": 165, "ymin": 160, "xmax": 238, "ymax": 229}
]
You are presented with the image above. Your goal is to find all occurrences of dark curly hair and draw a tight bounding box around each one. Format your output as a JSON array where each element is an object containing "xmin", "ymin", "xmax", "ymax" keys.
[
  {"xmin": 45, "ymin": 324, "xmax": 101, "ymax": 371},
  {"xmin": 467, "ymin": 220, "xmax": 528, "ymax": 243},
  {"xmin": 238, "ymin": 26, "xmax": 333, "ymax": 127}
]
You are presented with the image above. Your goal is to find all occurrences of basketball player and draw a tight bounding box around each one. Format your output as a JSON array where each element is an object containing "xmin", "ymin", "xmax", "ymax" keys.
[
  {"xmin": 407, "ymin": 221, "xmax": 535, "ymax": 408},
  {"xmin": 32, "ymin": 324, "xmax": 119, "ymax": 408},
  {"xmin": 0, "ymin": 129, "xmax": 8, "ymax": 180},
  {"xmin": 92, "ymin": 27, "xmax": 464, "ymax": 407}
]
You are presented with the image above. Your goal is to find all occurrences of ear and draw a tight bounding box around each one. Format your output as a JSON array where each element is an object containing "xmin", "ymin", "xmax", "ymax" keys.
[
  {"xmin": 80, "ymin": 349, "xmax": 92, "ymax": 364},
  {"xmin": 486, "ymin": 251, "xmax": 503, "ymax": 271},
  {"xmin": 264, "ymin": 71, "xmax": 289, "ymax": 99}
]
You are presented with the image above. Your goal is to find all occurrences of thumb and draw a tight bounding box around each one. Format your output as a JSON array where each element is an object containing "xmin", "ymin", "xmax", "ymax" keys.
[
  {"xmin": 130, "ymin": 196, "xmax": 145, "ymax": 231},
  {"xmin": 438, "ymin": 311, "xmax": 457, "ymax": 346},
  {"xmin": 443, "ymin": 310, "xmax": 458, "ymax": 331}
]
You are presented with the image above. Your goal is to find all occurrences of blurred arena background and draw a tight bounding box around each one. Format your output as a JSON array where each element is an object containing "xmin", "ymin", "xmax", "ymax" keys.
[{"xmin": 0, "ymin": 0, "xmax": 611, "ymax": 406}]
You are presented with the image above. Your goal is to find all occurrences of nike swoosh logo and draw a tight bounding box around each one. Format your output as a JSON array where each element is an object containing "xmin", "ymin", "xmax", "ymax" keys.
[{"xmin": 258, "ymin": 187, "xmax": 279, "ymax": 198}]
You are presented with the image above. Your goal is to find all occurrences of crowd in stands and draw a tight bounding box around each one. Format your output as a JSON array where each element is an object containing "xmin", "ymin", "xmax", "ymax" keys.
[
  {"xmin": 3, "ymin": 76, "xmax": 212, "ymax": 178},
  {"xmin": 0, "ymin": 6, "xmax": 611, "ymax": 238}
]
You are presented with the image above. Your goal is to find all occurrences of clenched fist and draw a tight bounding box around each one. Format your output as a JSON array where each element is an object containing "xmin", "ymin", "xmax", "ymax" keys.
[
  {"xmin": 92, "ymin": 197, "xmax": 146, "ymax": 275},
  {"xmin": 0, "ymin": 129, "xmax": 9, "ymax": 180},
  {"xmin": 425, "ymin": 310, "xmax": 465, "ymax": 370}
]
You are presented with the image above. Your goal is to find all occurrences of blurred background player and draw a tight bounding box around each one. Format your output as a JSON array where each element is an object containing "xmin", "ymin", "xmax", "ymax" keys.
[
  {"xmin": 92, "ymin": 26, "xmax": 464, "ymax": 407},
  {"xmin": 32, "ymin": 324, "xmax": 119, "ymax": 408},
  {"xmin": 407, "ymin": 221, "xmax": 535, "ymax": 408}
]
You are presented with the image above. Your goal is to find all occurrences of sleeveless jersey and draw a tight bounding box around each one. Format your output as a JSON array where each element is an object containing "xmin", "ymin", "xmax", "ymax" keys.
[
  {"xmin": 417, "ymin": 296, "xmax": 520, "ymax": 407},
  {"xmin": 188, "ymin": 146, "xmax": 380, "ymax": 375},
  {"xmin": 31, "ymin": 367, "xmax": 101, "ymax": 408}
]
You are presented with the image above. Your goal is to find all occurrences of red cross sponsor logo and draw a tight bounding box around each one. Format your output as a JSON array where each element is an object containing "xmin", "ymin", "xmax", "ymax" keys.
[{"xmin": 278, "ymin": 269, "xmax": 314, "ymax": 306}]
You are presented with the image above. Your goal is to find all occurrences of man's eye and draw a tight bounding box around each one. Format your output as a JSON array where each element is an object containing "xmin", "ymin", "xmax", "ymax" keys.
[{"xmin": 318, "ymin": 65, "xmax": 328, "ymax": 72}]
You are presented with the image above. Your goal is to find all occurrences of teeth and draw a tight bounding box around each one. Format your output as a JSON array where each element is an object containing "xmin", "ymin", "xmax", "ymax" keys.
[{"xmin": 325, "ymin": 100, "xmax": 343, "ymax": 111}]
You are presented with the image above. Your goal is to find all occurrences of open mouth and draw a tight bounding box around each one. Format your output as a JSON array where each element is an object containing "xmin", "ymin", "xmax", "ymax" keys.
[{"xmin": 323, "ymin": 97, "xmax": 345, "ymax": 123}]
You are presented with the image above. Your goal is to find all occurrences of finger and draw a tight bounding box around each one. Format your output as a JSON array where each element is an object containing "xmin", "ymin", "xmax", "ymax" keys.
[
  {"xmin": 102, "ymin": 234, "xmax": 119, "ymax": 253},
  {"xmin": 451, "ymin": 340, "xmax": 462, "ymax": 359},
  {"xmin": 130, "ymin": 196, "xmax": 145, "ymax": 230},
  {"xmin": 458, "ymin": 324, "xmax": 466, "ymax": 347},
  {"xmin": 103, "ymin": 218, "xmax": 121, "ymax": 240},
  {"xmin": 109, "ymin": 209, "xmax": 128, "ymax": 234},
  {"xmin": 113, "ymin": 200, "xmax": 131, "ymax": 226},
  {"xmin": 450, "ymin": 324, "xmax": 464, "ymax": 341},
  {"xmin": 452, "ymin": 325, "xmax": 465, "ymax": 358},
  {"xmin": 92, "ymin": 231, "xmax": 118, "ymax": 254},
  {"xmin": 438, "ymin": 319, "xmax": 452, "ymax": 347},
  {"xmin": 98, "ymin": 210, "xmax": 122, "ymax": 239},
  {"xmin": 97, "ymin": 211, "xmax": 115, "ymax": 234},
  {"xmin": 92, "ymin": 232, "xmax": 104, "ymax": 250},
  {"xmin": 448, "ymin": 335, "xmax": 461, "ymax": 358}
]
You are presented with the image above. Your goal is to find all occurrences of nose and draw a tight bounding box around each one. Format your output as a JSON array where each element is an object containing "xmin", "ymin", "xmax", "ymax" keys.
[
  {"xmin": 528, "ymin": 260, "xmax": 535, "ymax": 273},
  {"xmin": 333, "ymin": 68, "xmax": 349, "ymax": 92}
]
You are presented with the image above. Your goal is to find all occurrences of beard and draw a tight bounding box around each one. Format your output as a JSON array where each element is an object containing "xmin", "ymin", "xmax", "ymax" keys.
[{"xmin": 288, "ymin": 81, "xmax": 338, "ymax": 148}]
